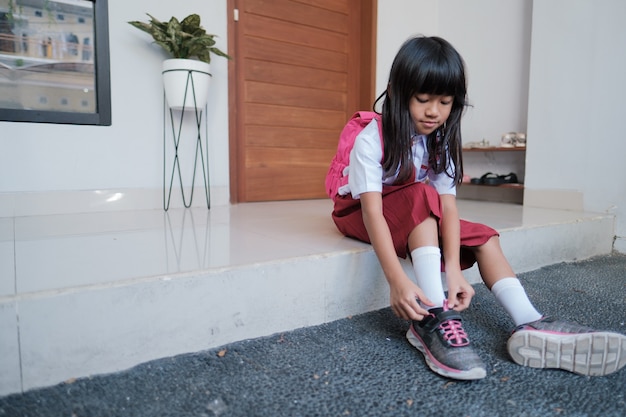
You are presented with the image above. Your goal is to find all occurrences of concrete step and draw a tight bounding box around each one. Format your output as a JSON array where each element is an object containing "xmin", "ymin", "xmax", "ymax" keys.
[{"xmin": 0, "ymin": 200, "xmax": 615, "ymax": 395}]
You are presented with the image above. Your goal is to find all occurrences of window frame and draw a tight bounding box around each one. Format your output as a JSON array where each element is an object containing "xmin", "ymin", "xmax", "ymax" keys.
[{"xmin": 0, "ymin": 0, "xmax": 111, "ymax": 126}]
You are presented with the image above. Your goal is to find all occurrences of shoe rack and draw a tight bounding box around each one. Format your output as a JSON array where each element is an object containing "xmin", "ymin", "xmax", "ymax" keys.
[{"xmin": 458, "ymin": 146, "xmax": 526, "ymax": 204}]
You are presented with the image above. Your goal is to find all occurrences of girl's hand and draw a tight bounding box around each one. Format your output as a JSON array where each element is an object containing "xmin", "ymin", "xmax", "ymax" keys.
[
  {"xmin": 445, "ymin": 270, "xmax": 474, "ymax": 311},
  {"xmin": 389, "ymin": 278, "xmax": 434, "ymax": 321}
]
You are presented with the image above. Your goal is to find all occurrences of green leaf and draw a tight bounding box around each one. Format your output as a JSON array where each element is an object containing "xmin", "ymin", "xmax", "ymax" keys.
[
  {"xmin": 129, "ymin": 12, "xmax": 232, "ymax": 62},
  {"xmin": 181, "ymin": 14, "xmax": 201, "ymax": 32}
]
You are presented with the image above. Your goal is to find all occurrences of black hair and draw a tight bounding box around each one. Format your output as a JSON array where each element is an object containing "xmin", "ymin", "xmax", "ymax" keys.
[{"xmin": 374, "ymin": 36, "xmax": 467, "ymax": 185}]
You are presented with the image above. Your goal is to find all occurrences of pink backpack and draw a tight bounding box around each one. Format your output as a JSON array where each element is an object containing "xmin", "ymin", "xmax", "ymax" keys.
[{"xmin": 325, "ymin": 111, "xmax": 383, "ymax": 201}]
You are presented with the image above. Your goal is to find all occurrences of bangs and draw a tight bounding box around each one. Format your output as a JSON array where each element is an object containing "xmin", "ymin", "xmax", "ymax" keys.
[{"xmin": 414, "ymin": 55, "xmax": 465, "ymax": 98}]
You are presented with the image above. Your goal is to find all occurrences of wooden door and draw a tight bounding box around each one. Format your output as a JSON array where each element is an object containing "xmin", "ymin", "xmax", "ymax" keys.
[{"xmin": 228, "ymin": 0, "xmax": 376, "ymax": 202}]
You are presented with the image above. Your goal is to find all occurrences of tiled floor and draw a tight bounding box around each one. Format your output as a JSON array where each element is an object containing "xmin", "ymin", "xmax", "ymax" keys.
[
  {"xmin": 0, "ymin": 198, "xmax": 616, "ymax": 395},
  {"xmin": 0, "ymin": 198, "xmax": 613, "ymax": 298}
]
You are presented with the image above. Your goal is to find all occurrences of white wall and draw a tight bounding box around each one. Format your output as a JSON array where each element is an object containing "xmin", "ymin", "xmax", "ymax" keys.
[
  {"xmin": 375, "ymin": 1, "xmax": 438, "ymax": 99},
  {"xmin": 376, "ymin": 0, "xmax": 532, "ymax": 145},
  {"xmin": 0, "ymin": 1, "xmax": 231, "ymax": 213},
  {"xmin": 524, "ymin": 0, "xmax": 626, "ymax": 252}
]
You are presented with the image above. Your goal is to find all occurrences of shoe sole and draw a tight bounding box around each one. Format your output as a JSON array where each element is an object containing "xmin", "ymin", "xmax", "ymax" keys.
[
  {"xmin": 406, "ymin": 328, "xmax": 487, "ymax": 380},
  {"xmin": 507, "ymin": 330, "xmax": 626, "ymax": 376}
]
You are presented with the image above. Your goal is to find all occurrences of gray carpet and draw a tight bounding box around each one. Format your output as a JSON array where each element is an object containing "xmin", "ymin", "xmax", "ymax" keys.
[{"xmin": 1, "ymin": 254, "xmax": 625, "ymax": 417}]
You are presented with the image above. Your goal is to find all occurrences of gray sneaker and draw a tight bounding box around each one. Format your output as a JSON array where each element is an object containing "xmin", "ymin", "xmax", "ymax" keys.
[
  {"xmin": 507, "ymin": 316, "xmax": 626, "ymax": 376},
  {"xmin": 407, "ymin": 306, "xmax": 486, "ymax": 380}
]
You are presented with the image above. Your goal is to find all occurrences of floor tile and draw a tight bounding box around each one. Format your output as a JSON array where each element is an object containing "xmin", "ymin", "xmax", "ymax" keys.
[
  {"xmin": 9, "ymin": 199, "xmax": 608, "ymax": 296},
  {"xmin": 0, "ymin": 218, "xmax": 15, "ymax": 297},
  {"xmin": 0, "ymin": 301, "xmax": 20, "ymax": 396}
]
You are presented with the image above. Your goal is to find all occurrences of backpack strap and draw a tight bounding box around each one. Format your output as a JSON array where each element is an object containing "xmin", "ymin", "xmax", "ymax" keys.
[{"xmin": 325, "ymin": 111, "xmax": 384, "ymax": 201}]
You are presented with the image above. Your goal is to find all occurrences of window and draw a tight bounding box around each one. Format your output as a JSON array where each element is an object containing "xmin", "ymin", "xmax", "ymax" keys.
[{"xmin": 0, "ymin": 0, "xmax": 111, "ymax": 125}]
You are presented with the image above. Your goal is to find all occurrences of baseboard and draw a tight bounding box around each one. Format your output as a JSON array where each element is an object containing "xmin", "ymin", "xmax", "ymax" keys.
[
  {"xmin": 523, "ymin": 188, "xmax": 584, "ymax": 211},
  {"xmin": 0, "ymin": 187, "xmax": 229, "ymax": 217}
]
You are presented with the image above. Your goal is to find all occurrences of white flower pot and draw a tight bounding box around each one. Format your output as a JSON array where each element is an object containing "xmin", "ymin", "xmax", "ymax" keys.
[{"xmin": 162, "ymin": 59, "xmax": 211, "ymax": 111}]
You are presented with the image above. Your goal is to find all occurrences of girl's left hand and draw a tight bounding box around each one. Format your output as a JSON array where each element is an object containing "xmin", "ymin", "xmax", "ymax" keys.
[{"xmin": 445, "ymin": 271, "xmax": 474, "ymax": 311}]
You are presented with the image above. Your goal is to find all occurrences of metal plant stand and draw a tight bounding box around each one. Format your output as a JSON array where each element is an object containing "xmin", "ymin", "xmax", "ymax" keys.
[{"xmin": 162, "ymin": 69, "xmax": 211, "ymax": 211}]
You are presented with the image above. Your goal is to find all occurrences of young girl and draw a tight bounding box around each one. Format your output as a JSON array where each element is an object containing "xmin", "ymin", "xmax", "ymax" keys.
[{"xmin": 326, "ymin": 36, "xmax": 626, "ymax": 380}]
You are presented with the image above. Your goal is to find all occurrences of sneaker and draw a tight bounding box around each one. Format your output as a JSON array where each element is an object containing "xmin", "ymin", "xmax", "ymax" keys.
[
  {"xmin": 507, "ymin": 316, "xmax": 626, "ymax": 376},
  {"xmin": 406, "ymin": 305, "xmax": 486, "ymax": 380}
]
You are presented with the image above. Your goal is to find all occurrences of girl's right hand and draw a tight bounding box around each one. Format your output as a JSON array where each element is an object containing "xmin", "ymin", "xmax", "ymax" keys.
[{"xmin": 389, "ymin": 278, "xmax": 434, "ymax": 321}]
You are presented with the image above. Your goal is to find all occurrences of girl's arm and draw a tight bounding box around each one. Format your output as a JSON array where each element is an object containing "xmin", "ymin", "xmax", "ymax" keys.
[
  {"xmin": 360, "ymin": 191, "xmax": 434, "ymax": 321},
  {"xmin": 440, "ymin": 194, "xmax": 475, "ymax": 311}
]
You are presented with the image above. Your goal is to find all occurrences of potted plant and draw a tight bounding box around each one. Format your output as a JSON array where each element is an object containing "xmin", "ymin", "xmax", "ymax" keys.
[{"xmin": 128, "ymin": 13, "xmax": 230, "ymax": 110}]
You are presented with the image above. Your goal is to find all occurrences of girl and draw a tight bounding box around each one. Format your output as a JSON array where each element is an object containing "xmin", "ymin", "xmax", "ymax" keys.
[{"xmin": 327, "ymin": 36, "xmax": 626, "ymax": 380}]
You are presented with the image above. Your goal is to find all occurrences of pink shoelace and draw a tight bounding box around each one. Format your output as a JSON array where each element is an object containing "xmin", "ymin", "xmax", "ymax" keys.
[{"xmin": 439, "ymin": 319, "xmax": 470, "ymax": 347}]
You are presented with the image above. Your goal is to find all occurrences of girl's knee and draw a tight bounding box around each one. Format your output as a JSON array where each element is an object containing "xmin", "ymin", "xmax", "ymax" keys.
[
  {"xmin": 475, "ymin": 235, "xmax": 502, "ymax": 255},
  {"xmin": 408, "ymin": 216, "xmax": 439, "ymax": 248},
  {"xmin": 486, "ymin": 235, "xmax": 501, "ymax": 247}
]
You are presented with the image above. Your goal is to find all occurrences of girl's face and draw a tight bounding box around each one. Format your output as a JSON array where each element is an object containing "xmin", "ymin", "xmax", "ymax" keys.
[{"xmin": 409, "ymin": 94, "xmax": 453, "ymax": 135}]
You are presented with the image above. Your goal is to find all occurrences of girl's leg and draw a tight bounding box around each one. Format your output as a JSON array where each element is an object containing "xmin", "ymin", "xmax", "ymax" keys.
[
  {"xmin": 476, "ymin": 239, "xmax": 626, "ymax": 377},
  {"xmin": 408, "ymin": 215, "xmax": 439, "ymax": 248},
  {"xmin": 333, "ymin": 184, "xmax": 447, "ymax": 309},
  {"xmin": 408, "ymin": 216, "xmax": 446, "ymax": 309},
  {"xmin": 407, "ymin": 216, "xmax": 487, "ymax": 380},
  {"xmin": 472, "ymin": 235, "xmax": 515, "ymax": 289},
  {"xmin": 472, "ymin": 236, "xmax": 542, "ymax": 326}
]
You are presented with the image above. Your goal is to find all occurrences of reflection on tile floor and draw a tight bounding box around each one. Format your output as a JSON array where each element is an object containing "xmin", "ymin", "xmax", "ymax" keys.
[{"xmin": 0, "ymin": 199, "xmax": 606, "ymax": 297}]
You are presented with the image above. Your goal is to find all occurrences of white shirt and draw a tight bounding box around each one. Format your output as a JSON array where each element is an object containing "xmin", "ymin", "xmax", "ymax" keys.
[{"xmin": 341, "ymin": 119, "xmax": 457, "ymax": 199}]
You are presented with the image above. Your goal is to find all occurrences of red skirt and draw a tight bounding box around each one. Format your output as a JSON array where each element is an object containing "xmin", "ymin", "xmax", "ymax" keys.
[{"xmin": 331, "ymin": 182, "xmax": 498, "ymax": 270}]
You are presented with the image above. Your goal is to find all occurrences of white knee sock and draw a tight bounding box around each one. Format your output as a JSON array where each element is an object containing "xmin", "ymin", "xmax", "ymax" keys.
[
  {"xmin": 491, "ymin": 277, "xmax": 543, "ymax": 326},
  {"xmin": 411, "ymin": 246, "xmax": 445, "ymax": 309}
]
